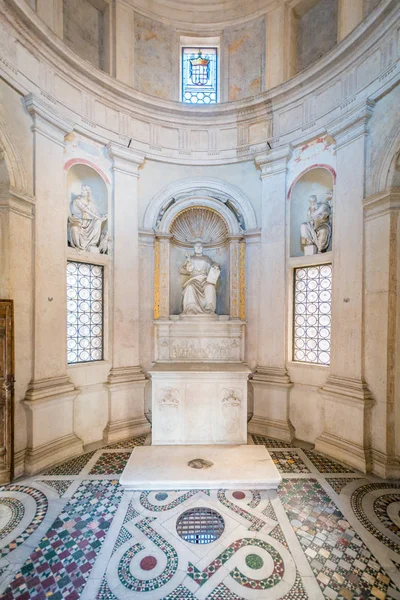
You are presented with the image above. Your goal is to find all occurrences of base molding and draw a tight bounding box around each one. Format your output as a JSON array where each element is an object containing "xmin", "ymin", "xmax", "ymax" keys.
[
  {"xmin": 24, "ymin": 375, "xmax": 77, "ymax": 403},
  {"xmin": 24, "ymin": 433, "xmax": 83, "ymax": 476},
  {"xmin": 107, "ymin": 366, "xmax": 146, "ymax": 386},
  {"xmin": 321, "ymin": 375, "xmax": 374, "ymax": 406},
  {"xmin": 248, "ymin": 415, "xmax": 295, "ymax": 442},
  {"xmin": 104, "ymin": 365, "xmax": 149, "ymax": 445},
  {"xmin": 13, "ymin": 448, "xmax": 26, "ymax": 479},
  {"xmin": 250, "ymin": 366, "xmax": 294, "ymax": 443},
  {"xmin": 252, "ymin": 366, "xmax": 292, "ymax": 387},
  {"xmin": 316, "ymin": 375, "xmax": 374, "ymax": 473},
  {"xmin": 103, "ymin": 416, "xmax": 150, "ymax": 444},
  {"xmin": 370, "ymin": 448, "xmax": 400, "ymax": 479},
  {"xmin": 315, "ymin": 432, "xmax": 371, "ymax": 473}
]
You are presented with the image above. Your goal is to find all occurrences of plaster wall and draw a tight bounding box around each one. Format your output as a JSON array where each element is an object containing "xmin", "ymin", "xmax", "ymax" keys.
[
  {"xmin": 63, "ymin": 0, "xmax": 104, "ymax": 70},
  {"xmin": 134, "ymin": 13, "xmax": 176, "ymax": 100},
  {"xmin": 224, "ymin": 17, "xmax": 265, "ymax": 101},
  {"xmin": 297, "ymin": 0, "xmax": 338, "ymax": 73}
]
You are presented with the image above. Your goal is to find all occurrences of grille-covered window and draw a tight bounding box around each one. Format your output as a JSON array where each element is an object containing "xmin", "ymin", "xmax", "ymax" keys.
[
  {"xmin": 67, "ymin": 261, "xmax": 104, "ymax": 364},
  {"xmin": 293, "ymin": 264, "xmax": 332, "ymax": 365}
]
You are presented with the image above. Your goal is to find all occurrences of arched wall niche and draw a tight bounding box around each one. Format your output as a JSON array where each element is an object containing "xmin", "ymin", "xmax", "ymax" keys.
[
  {"xmin": 143, "ymin": 177, "xmax": 258, "ymax": 233},
  {"xmin": 289, "ymin": 166, "xmax": 335, "ymax": 257},
  {"xmin": 66, "ymin": 162, "xmax": 109, "ymax": 252},
  {"xmin": 167, "ymin": 206, "xmax": 232, "ymax": 315}
]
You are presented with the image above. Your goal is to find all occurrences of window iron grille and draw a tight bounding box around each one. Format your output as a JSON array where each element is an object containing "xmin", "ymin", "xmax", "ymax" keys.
[
  {"xmin": 293, "ymin": 264, "xmax": 332, "ymax": 365},
  {"xmin": 176, "ymin": 507, "xmax": 225, "ymax": 544},
  {"xmin": 67, "ymin": 261, "xmax": 104, "ymax": 364}
]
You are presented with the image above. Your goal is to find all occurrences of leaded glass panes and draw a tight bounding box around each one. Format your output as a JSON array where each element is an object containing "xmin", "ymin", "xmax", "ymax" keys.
[
  {"xmin": 67, "ymin": 261, "xmax": 104, "ymax": 364},
  {"xmin": 182, "ymin": 47, "xmax": 217, "ymax": 104},
  {"xmin": 293, "ymin": 264, "xmax": 332, "ymax": 365}
]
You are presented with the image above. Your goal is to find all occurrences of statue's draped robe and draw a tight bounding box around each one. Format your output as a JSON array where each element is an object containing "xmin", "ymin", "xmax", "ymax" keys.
[
  {"xmin": 300, "ymin": 201, "xmax": 332, "ymax": 252},
  {"xmin": 181, "ymin": 255, "xmax": 217, "ymax": 314},
  {"xmin": 69, "ymin": 196, "xmax": 103, "ymax": 251}
]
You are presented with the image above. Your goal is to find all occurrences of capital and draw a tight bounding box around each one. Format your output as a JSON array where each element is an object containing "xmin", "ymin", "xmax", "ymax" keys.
[{"xmin": 107, "ymin": 143, "xmax": 146, "ymax": 176}]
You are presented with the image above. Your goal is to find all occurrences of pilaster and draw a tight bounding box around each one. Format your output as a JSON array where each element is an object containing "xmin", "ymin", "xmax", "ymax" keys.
[
  {"xmin": 338, "ymin": 0, "xmax": 364, "ymax": 42},
  {"xmin": 363, "ymin": 188, "xmax": 400, "ymax": 478},
  {"xmin": 22, "ymin": 94, "xmax": 82, "ymax": 474},
  {"xmin": 104, "ymin": 143, "xmax": 150, "ymax": 443},
  {"xmin": 248, "ymin": 146, "xmax": 294, "ymax": 442},
  {"xmin": 315, "ymin": 102, "xmax": 375, "ymax": 473},
  {"xmin": 114, "ymin": 0, "xmax": 135, "ymax": 87}
]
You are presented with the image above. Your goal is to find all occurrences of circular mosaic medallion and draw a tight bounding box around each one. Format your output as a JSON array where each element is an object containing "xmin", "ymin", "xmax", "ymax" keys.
[
  {"xmin": 140, "ymin": 555, "xmax": 157, "ymax": 571},
  {"xmin": 245, "ymin": 553, "xmax": 264, "ymax": 570},
  {"xmin": 155, "ymin": 492, "xmax": 168, "ymax": 501},
  {"xmin": 176, "ymin": 507, "xmax": 224, "ymax": 544},
  {"xmin": 232, "ymin": 491, "xmax": 246, "ymax": 500},
  {"xmin": 187, "ymin": 459, "xmax": 213, "ymax": 470}
]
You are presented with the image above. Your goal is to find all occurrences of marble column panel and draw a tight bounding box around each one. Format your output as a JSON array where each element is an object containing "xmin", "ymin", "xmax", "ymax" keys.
[
  {"xmin": 363, "ymin": 189, "xmax": 400, "ymax": 478},
  {"xmin": 316, "ymin": 102, "xmax": 375, "ymax": 473},
  {"xmin": 22, "ymin": 94, "xmax": 83, "ymax": 475},
  {"xmin": 104, "ymin": 144, "xmax": 150, "ymax": 443},
  {"xmin": 249, "ymin": 147, "xmax": 294, "ymax": 442}
]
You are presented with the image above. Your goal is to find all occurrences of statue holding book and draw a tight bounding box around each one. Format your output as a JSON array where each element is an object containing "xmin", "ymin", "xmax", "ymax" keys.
[{"xmin": 180, "ymin": 240, "xmax": 221, "ymax": 315}]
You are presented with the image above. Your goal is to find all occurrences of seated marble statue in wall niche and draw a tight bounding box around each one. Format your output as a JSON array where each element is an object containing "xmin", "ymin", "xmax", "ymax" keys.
[
  {"xmin": 300, "ymin": 191, "xmax": 332, "ymax": 254},
  {"xmin": 180, "ymin": 240, "xmax": 221, "ymax": 315},
  {"xmin": 68, "ymin": 185, "xmax": 109, "ymax": 253}
]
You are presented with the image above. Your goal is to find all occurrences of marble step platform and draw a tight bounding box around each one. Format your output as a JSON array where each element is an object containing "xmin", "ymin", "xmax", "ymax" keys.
[{"xmin": 120, "ymin": 444, "xmax": 281, "ymax": 490}]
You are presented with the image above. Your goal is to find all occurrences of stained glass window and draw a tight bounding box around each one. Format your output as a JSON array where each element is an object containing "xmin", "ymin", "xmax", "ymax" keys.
[
  {"xmin": 67, "ymin": 261, "xmax": 104, "ymax": 364},
  {"xmin": 293, "ymin": 264, "xmax": 332, "ymax": 365},
  {"xmin": 182, "ymin": 47, "xmax": 218, "ymax": 104}
]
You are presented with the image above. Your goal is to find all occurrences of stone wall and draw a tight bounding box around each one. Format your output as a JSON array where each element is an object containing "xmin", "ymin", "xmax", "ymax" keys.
[
  {"xmin": 134, "ymin": 13, "xmax": 176, "ymax": 100},
  {"xmin": 63, "ymin": 0, "xmax": 104, "ymax": 69},
  {"xmin": 297, "ymin": 0, "xmax": 338, "ymax": 73},
  {"xmin": 225, "ymin": 17, "xmax": 265, "ymax": 101}
]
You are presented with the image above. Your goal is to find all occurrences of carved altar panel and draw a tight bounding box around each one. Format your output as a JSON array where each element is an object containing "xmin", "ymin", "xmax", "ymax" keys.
[
  {"xmin": 150, "ymin": 364, "xmax": 250, "ymax": 445},
  {"xmin": 154, "ymin": 319, "xmax": 245, "ymax": 363}
]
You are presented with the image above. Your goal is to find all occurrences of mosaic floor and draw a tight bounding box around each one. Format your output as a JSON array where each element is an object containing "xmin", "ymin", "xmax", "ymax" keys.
[{"xmin": 0, "ymin": 435, "xmax": 399, "ymax": 599}]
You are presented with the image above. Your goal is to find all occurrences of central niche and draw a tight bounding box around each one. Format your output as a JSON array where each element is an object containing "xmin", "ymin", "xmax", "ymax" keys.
[{"xmin": 169, "ymin": 207, "xmax": 230, "ymax": 315}]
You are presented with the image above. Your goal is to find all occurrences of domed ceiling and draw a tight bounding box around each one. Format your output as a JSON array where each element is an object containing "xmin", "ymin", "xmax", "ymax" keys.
[{"xmin": 125, "ymin": 0, "xmax": 279, "ymax": 26}]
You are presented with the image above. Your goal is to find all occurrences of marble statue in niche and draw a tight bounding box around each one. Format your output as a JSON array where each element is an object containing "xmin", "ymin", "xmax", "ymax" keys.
[
  {"xmin": 300, "ymin": 191, "xmax": 332, "ymax": 254},
  {"xmin": 180, "ymin": 240, "xmax": 221, "ymax": 315},
  {"xmin": 68, "ymin": 185, "xmax": 108, "ymax": 253}
]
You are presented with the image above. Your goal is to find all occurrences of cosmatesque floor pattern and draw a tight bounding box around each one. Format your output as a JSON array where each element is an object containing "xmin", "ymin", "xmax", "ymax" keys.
[{"xmin": 0, "ymin": 435, "xmax": 398, "ymax": 599}]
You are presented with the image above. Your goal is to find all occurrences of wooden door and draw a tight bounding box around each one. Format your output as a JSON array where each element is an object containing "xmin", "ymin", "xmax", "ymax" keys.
[{"xmin": 0, "ymin": 300, "xmax": 14, "ymax": 484}]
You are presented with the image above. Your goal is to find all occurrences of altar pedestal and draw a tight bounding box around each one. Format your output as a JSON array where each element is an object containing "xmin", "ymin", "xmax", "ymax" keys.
[{"xmin": 149, "ymin": 363, "xmax": 251, "ymax": 445}]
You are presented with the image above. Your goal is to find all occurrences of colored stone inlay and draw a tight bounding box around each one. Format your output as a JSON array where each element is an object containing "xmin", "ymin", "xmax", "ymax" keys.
[
  {"xmin": 232, "ymin": 491, "xmax": 246, "ymax": 500},
  {"xmin": 140, "ymin": 489, "xmax": 210, "ymax": 512},
  {"xmin": 303, "ymin": 449, "xmax": 356, "ymax": 473},
  {"xmin": 43, "ymin": 451, "xmax": 96, "ymax": 475},
  {"xmin": 351, "ymin": 483, "xmax": 400, "ymax": 554},
  {"xmin": 279, "ymin": 479, "xmax": 399, "ymax": 599},
  {"xmin": 3, "ymin": 480, "xmax": 123, "ymax": 600},
  {"xmin": 0, "ymin": 485, "xmax": 48, "ymax": 558},
  {"xmin": 104, "ymin": 435, "xmax": 147, "ymax": 449},
  {"xmin": 36, "ymin": 479, "xmax": 73, "ymax": 497},
  {"xmin": 218, "ymin": 489, "xmax": 266, "ymax": 531},
  {"xmin": 270, "ymin": 451, "xmax": 310, "ymax": 473},
  {"xmin": 89, "ymin": 452, "xmax": 131, "ymax": 475},
  {"xmin": 155, "ymin": 492, "xmax": 169, "ymax": 501},
  {"xmin": 251, "ymin": 434, "xmax": 293, "ymax": 448},
  {"xmin": 0, "ymin": 497, "xmax": 25, "ymax": 541},
  {"xmin": 140, "ymin": 555, "xmax": 157, "ymax": 570},
  {"xmin": 245, "ymin": 553, "xmax": 264, "ymax": 569}
]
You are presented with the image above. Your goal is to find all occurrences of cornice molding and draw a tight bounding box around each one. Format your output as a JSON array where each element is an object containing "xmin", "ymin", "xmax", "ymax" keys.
[
  {"xmin": 255, "ymin": 145, "xmax": 293, "ymax": 177},
  {"xmin": 363, "ymin": 187, "xmax": 400, "ymax": 220},
  {"xmin": 0, "ymin": 188, "xmax": 36, "ymax": 218},
  {"xmin": 23, "ymin": 94, "xmax": 73, "ymax": 146},
  {"xmin": 107, "ymin": 143, "xmax": 146, "ymax": 176},
  {"xmin": 327, "ymin": 100, "xmax": 375, "ymax": 150}
]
